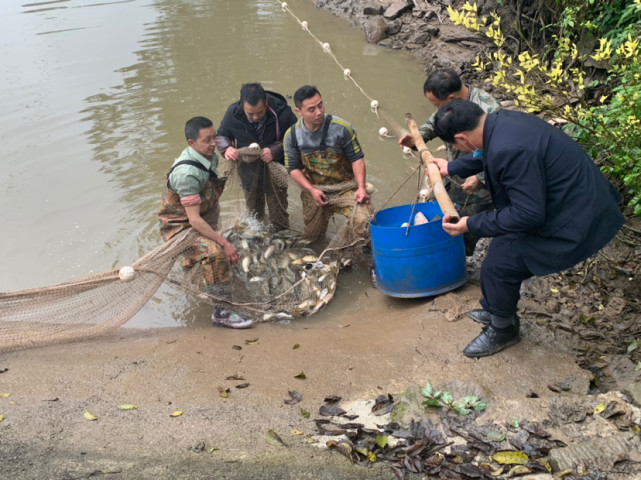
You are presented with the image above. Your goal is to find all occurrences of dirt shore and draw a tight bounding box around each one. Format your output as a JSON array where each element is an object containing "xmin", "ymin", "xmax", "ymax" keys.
[{"xmin": 1, "ymin": 274, "xmax": 638, "ymax": 479}]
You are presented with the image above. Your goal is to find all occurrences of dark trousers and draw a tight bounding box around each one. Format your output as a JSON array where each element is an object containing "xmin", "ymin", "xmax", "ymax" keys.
[{"xmin": 479, "ymin": 234, "xmax": 534, "ymax": 317}]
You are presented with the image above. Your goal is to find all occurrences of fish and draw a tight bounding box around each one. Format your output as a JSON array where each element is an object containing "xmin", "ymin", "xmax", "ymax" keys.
[
  {"xmin": 263, "ymin": 244, "xmax": 277, "ymax": 260},
  {"xmin": 241, "ymin": 256, "xmax": 251, "ymax": 273}
]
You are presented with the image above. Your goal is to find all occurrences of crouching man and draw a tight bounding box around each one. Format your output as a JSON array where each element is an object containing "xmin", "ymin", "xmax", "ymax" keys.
[
  {"xmin": 158, "ymin": 116, "xmax": 253, "ymax": 329},
  {"xmin": 431, "ymin": 100, "xmax": 623, "ymax": 357}
]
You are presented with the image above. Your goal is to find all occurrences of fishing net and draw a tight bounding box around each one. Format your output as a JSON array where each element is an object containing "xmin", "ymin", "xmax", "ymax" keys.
[{"xmin": 0, "ymin": 152, "xmax": 375, "ymax": 353}]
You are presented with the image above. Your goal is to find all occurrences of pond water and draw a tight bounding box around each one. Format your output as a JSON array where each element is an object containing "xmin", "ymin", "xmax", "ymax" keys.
[{"xmin": 0, "ymin": 0, "xmax": 438, "ymax": 327}]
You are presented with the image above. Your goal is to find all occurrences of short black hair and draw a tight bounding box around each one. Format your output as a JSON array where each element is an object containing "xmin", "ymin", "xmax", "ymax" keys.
[
  {"xmin": 240, "ymin": 82, "xmax": 267, "ymax": 107},
  {"xmin": 433, "ymin": 99, "xmax": 484, "ymax": 143},
  {"xmin": 423, "ymin": 68, "xmax": 462, "ymax": 100},
  {"xmin": 185, "ymin": 116, "xmax": 213, "ymax": 141},
  {"xmin": 293, "ymin": 85, "xmax": 321, "ymax": 108}
]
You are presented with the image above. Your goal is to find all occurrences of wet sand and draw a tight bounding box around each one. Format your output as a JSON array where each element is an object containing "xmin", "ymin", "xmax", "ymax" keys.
[{"xmin": 0, "ymin": 280, "xmax": 593, "ymax": 479}]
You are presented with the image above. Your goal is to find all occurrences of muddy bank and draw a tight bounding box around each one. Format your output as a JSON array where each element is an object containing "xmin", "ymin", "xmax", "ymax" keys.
[{"xmin": 2, "ymin": 276, "xmax": 641, "ymax": 479}]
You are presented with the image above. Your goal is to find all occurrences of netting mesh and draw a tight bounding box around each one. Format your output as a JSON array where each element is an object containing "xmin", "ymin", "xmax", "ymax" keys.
[{"xmin": 0, "ymin": 153, "xmax": 374, "ymax": 353}]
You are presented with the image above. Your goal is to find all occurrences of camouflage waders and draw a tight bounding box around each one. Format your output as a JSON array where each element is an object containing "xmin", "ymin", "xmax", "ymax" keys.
[
  {"xmin": 158, "ymin": 174, "xmax": 231, "ymax": 291},
  {"xmin": 299, "ymin": 148, "xmax": 374, "ymax": 244}
]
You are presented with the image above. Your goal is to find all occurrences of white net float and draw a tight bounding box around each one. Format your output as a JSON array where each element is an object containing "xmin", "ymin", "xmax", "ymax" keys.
[
  {"xmin": 301, "ymin": 20, "xmax": 308, "ymax": 30},
  {"xmin": 118, "ymin": 266, "xmax": 135, "ymax": 282},
  {"xmin": 343, "ymin": 68, "xmax": 351, "ymax": 77}
]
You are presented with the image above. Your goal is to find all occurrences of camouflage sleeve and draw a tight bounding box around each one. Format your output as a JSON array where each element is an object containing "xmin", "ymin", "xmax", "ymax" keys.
[
  {"xmin": 418, "ymin": 111, "xmax": 438, "ymax": 142},
  {"xmin": 283, "ymin": 127, "xmax": 301, "ymax": 172}
]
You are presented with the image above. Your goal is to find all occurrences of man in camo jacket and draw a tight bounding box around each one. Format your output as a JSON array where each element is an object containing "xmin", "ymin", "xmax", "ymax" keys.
[{"xmin": 399, "ymin": 69, "xmax": 502, "ymax": 256}]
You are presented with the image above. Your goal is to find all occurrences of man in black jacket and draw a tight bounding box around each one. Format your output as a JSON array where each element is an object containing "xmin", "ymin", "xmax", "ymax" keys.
[
  {"xmin": 431, "ymin": 100, "xmax": 624, "ymax": 358},
  {"xmin": 216, "ymin": 83, "xmax": 297, "ymax": 230}
]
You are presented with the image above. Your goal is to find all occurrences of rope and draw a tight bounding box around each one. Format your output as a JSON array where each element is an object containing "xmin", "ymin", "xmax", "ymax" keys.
[
  {"xmin": 277, "ymin": 1, "xmax": 407, "ymax": 137},
  {"xmin": 276, "ymin": 1, "xmax": 426, "ymax": 207}
]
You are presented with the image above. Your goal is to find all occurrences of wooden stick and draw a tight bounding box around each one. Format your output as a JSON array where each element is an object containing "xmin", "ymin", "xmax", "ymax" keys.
[{"xmin": 405, "ymin": 113, "xmax": 459, "ymax": 222}]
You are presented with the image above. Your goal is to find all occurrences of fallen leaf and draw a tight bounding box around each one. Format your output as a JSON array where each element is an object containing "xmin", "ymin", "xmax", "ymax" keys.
[
  {"xmin": 506, "ymin": 465, "xmax": 531, "ymax": 477},
  {"xmin": 293, "ymin": 343, "xmax": 300, "ymax": 349},
  {"xmin": 339, "ymin": 324, "xmax": 350, "ymax": 328},
  {"xmin": 294, "ymin": 372, "xmax": 306, "ymax": 379},
  {"xmin": 284, "ymin": 390, "xmax": 303, "ymax": 405},
  {"xmin": 232, "ymin": 345, "xmax": 242, "ymax": 350},
  {"xmin": 83, "ymin": 411, "xmax": 98, "ymax": 421},
  {"xmin": 225, "ymin": 374, "xmax": 245, "ymax": 381},
  {"xmin": 319, "ymin": 405, "xmax": 346, "ymax": 417},
  {"xmin": 208, "ymin": 447, "xmax": 219, "ymax": 453},
  {"xmin": 593, "ymin": 403, "xmax": 606, "ymax": 415},
  {"xmin": 550, "ymin": 288, "xmax": 559, "ymax": 294},
  {"xmin": 217, "ymin": 386, "xmax": 230, "ymax": 398},
  {"xmin": 301, "ymin": 408, "xmax": 310, "ymax": 418},
  {"xmin": 0, "ymin": 414, "xmax": 3, "ymax": 422},
  {"xmin": 371, "ymin": 394, "xmax": 394, "ymax": 416},
  {"xmin": 324, "ymin": 395, "xmax": 342, "ymax": 404},
  {"xmin": 235, "ymin": 383, "xmax": 250, "ymax": 389},
  {"xmin": 117, "ymin": 404, "xmax": 138, "ymax": 410},
  {"xmin": 0, "ymin": 393, "xmax": 10, "ymax": 398},
  {"xmin": 376, "ymin": 435, "xmax": 388, "ymax": 448},
  {"xmin": 170, "ymin": 411, "xmax": 183, "ymax": 417},
  {"xmin": 245, "ymin": 338, "xmax": 259, "ymax": 345},
  {"xmin": 491, "ymin": 451, "xmax": 529, "ymax": 465},
  {"xmin": 290, "ymin": 429, "xmax": 304, "ymax": 435},
  {"xmin": 302, "ymin": 435, "xmax": 318, "ymax": 444},
  {"xmin": 267, "ymin": 429, "xmax": 288, "ymax": 447}
]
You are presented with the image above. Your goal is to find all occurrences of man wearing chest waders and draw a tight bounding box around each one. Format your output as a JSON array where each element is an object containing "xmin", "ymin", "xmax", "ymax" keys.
[
  {"xmin": 283, "ymin": 85, "xmax": 374, "ymax": 246},
  {"xmin": 216, "ymin": 82, "xmax": 297, "ymax": 231},
  {"xmin": 158, "ymin": 116, "xmax": 253, "ymax": 329}
]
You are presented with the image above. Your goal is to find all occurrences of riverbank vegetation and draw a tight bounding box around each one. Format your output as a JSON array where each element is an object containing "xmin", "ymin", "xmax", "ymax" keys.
[{"xmin": 449, "ymin": 0, "xmax": 641, "ymax": 216}]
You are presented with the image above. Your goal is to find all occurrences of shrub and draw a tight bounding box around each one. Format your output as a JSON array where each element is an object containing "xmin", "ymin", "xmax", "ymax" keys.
[{"xmin": 448, "ymin": 0, "xmax": 641, "ymax": 215}]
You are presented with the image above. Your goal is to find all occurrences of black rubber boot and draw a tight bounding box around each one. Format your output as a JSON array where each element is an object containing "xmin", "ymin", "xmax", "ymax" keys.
[{"xmin": 463, "ymin": 322, "xmax": 520, "ymax": 358}]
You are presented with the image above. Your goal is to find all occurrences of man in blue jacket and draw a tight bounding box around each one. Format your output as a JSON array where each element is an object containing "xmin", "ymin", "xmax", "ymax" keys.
[
  {"xmin": 431, "ymin": 100, "xmax": 624, "ymax": 358},
  {"xmin": 216, "ymin": 83, "xmax": 297, "ymax": 230}
]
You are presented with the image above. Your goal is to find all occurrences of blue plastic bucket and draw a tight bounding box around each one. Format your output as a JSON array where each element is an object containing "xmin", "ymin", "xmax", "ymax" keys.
[{"xmin": 370, "ymin": 202, "xmax": 468, "ymax": 298}]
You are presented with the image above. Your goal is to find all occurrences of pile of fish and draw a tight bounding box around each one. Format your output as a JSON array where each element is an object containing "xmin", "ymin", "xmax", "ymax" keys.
[{"xmin": 223, "ymin": 219, "xmax": 338, "ymax": 319}]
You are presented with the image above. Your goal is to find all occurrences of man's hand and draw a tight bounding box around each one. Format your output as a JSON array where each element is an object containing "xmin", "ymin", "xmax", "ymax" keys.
[
  {"xmin": 462, "ymin": 176, "xmax": 481, "ymax": 193},
  {"xmin": 224, "ymin": 146, "xmax": 240, "ymax": 161},
  {"xmin": 354, "ymin": 187, "xmax": 370, "ymax": 204},
  {"xmin": 310, "ymin": 187, "xmax": 329, "ymax": 207},
  {"xmin": 222, "ymin": 242, "xmax": 239, "ymax": 264},
  {"xmin": 260, "ymin": 147, "xmax": 273, "ymax": 163},
  {"xmin": 441, "ymin": 215, "xmax": 469, "ymax": 237},
  {"xmin": 429, "ymin": 157, "xmax": 449, "ymax": 177},
  {"xmin": 398, "ymin": 133, "xmax": 415, "ymax": 149}
]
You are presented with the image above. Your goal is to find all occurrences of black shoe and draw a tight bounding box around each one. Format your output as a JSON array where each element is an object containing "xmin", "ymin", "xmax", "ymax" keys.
[
  {"xmin": 463, "ymin": 324, "xmax": 520, "ymax": 358},
  {"xmin": 467, "ymin": 310, "xmax": 521, "ymax": 329},
  {"xmin": 467, "ymin": 309, "xmax": 491, "ymax": 325}
]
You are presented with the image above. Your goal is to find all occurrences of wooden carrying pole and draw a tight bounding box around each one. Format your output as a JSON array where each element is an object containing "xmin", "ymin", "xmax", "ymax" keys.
[{"xmin": 406, "ymin": 113, "xmax": 459, "ymax": 223}]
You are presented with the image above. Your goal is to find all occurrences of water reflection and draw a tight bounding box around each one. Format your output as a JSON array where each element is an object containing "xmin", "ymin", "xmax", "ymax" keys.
[{"xmin": 0, "ymin": 0, "xmax": 432, "ymax": 327}]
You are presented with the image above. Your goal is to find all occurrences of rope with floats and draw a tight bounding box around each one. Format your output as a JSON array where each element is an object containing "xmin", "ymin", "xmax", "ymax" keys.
[
  {"xmin": 277, "ymin": 1, "xmax": 410, "ymax": 144},
  {"xmin": 276, "ymin": 1, "xmax": 448, "ymax": 213}
]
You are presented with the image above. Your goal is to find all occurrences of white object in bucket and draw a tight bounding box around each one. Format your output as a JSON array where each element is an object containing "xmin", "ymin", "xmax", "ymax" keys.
[{"xmin": 413, "ymin": 212, "xmax": 428, "ymax": 225}]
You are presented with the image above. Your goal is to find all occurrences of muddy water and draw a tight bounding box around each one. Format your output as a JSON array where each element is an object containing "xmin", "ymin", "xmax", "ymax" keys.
[{"xmin": 0, "ymin": 0, "xmax": 437, "ymax": 327}]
